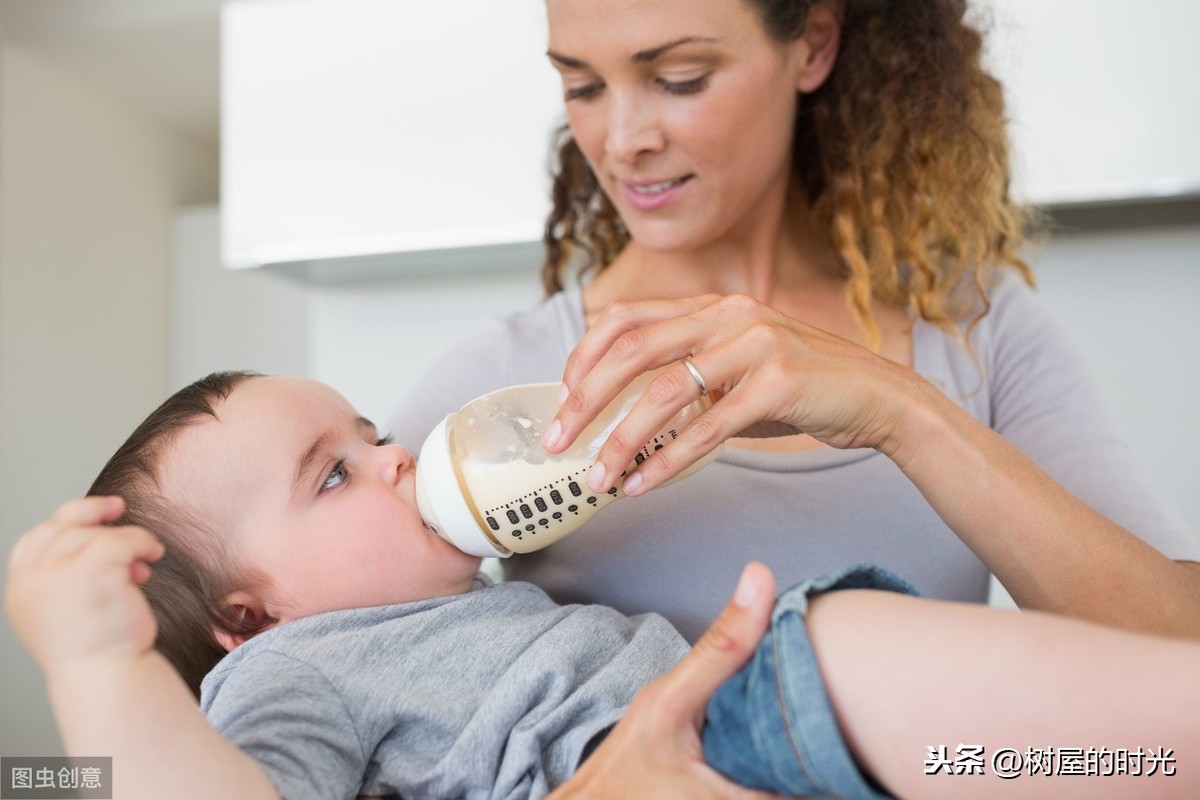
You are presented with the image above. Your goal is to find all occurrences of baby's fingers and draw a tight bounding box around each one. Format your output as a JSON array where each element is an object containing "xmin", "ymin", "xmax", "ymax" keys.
[
  {"xmin": 87, "ymin": 525, "xmax": 166, "ymax": 568},
  {"xmin": 48, "ymin": 495, "xmax": 126, "ymax": 527},
  {"xmin": 12, "ymin": 496, "xmax": 127, "ymax": 564},
  {"xmin": 56, "ymin": 526, "xmax": 167, "ymax": 588}
]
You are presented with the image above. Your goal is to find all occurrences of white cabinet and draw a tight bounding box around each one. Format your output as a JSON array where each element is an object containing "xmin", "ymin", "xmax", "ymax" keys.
[
  {"xmin": 986, "ymin": 0, "xmax": 1200, "ymax": 206},
  {"xmin": 221, "ymin": 0, "xmax": 562, "ymax": 279}
]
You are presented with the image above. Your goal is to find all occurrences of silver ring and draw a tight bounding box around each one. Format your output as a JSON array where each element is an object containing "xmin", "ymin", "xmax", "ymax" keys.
[{"xmin": 682, "ymin": 358, "xmax": 708, "ymax": 397}]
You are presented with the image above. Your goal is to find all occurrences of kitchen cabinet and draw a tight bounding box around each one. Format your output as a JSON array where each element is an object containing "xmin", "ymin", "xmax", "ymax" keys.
[
  {"xmin": 987, "ymin": 0, "xmax": 1200, "ymax": 206},
  {"xmin": 221, "ymin": 0, "xmax": 562, "ymax": 280}
]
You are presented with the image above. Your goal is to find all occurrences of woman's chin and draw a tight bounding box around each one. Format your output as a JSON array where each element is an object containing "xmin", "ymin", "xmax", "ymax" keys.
[{"xmin": 625, "ymin": 222, "xmax": 706, "ymax": 255}]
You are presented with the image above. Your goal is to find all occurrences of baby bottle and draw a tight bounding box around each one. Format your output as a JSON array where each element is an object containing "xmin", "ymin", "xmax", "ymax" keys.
[{"xmin": 416, "ymin": 366, "xmax": 722, "ymax": 557}]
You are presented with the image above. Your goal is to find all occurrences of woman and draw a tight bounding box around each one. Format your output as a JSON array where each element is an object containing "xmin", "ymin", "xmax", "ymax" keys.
[{"xmin": 391, "ymin": 0, "xmax": 1200, "ymax": 636}]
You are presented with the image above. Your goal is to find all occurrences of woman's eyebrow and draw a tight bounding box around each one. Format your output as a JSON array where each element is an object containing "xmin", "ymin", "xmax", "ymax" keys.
[
  {"xmin": 547, "ymin": 36, "xmax": 720, "ymax": 70},
  {"xmin": 546, "ymin": 50, "xmax": 588, "ymax": 70},
  {"xmin": 631, "ymin": 36, "xmax": 719, "ymax": 63}
]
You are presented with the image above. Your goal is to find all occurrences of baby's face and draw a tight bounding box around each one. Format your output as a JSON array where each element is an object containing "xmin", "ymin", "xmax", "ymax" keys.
[{"xmin": 159, "ymin": 376, "xmax": 481, "ymax": 626}]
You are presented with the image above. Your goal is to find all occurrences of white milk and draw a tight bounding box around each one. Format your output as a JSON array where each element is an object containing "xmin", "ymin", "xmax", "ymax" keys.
[{"xmin": 416, "ymin": 369, "xmax": 721, "ymax": 557}]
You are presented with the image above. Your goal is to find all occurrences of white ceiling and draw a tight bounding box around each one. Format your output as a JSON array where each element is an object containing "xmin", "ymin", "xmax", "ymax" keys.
[{"xmin": 0, "ymin": 0, "xmax": 224, "ymax": 146}]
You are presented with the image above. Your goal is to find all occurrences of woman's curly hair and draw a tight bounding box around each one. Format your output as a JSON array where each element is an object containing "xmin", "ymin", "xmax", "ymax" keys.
[{"xmin": 541, "ymin": 0, "xmax": 1039, "ymax": 348}]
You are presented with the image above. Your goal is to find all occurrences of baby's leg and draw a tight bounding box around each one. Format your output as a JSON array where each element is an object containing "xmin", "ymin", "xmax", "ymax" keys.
[
  {"xmin": 810, "ymin": 588, "xmax": 1200, "ymax": 799},
  {"xmin": 703, "ymin": 564, "xmax": 916, "ymax": 799}
]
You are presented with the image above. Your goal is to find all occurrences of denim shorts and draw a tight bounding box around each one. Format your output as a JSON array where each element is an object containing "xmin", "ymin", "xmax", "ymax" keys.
[{"xmin": 702, "ymin": 564, "xmax": 919, "ymax": 799}]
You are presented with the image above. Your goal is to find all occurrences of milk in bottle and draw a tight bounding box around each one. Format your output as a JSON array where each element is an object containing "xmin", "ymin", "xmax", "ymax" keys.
[{"xmin": 416, "ymin": 367, "xmax": 721, "ymax": 557}]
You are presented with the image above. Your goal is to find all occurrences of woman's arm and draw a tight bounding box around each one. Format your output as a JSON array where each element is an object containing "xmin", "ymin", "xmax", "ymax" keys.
[
  {"xmin": 886, "ymin": 377, "xmax": 1200, "ymax": 633},
  {"xmin": 5, "ymin": 497, "xmax": 280, "ymax": 800},
  {"xmin": 542, "ymin": 293, "xmax": 1200, "ymax": 637}
]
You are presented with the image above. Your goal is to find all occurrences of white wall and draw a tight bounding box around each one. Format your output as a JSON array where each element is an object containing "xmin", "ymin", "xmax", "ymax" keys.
[
  {"xmin": 0, "ymin": 44, "xmax": 217, "ymax": 756},
  {"xmin": 171, "ymin": 207, "xmax": 311, "ymax": 388},
  {"xmin": 1034, "ymin": 223, "xmax": 1200, "ymax": 530}
]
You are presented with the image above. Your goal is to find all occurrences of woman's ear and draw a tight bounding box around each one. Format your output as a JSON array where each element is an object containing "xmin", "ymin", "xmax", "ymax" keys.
[
  {"xmin": 794, "ymin": 2, "xmax": 843, "ymax": 94},
  {"xmin": 213, "ymin": 590, "xmax": 274, "ymax": 653}
]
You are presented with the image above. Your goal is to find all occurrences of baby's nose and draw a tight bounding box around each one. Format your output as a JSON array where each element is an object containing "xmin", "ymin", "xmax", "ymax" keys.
[{"xmin": 380, "ymin": 444, "xmax": 415, "ymax": 484}]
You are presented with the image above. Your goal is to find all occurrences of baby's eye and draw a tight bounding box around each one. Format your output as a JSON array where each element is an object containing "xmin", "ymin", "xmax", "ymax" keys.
[
  {"xmin": 322, "ymin": 460, "xmax": 348, "ymax": 492},
  {"xmin": 375, "ymin": 433, "xmax": 394, "ymax": 446}
]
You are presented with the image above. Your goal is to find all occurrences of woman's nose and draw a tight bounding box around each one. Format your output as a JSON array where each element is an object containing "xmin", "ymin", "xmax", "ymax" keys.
[{"xmin": 604, "ymin": 94, "xmax": 664, "ymax": 164}]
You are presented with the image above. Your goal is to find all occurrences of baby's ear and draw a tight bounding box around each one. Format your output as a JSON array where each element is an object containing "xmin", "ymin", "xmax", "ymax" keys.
[{"xmin": 213, "ymin": 591, "xmax": 274, "ymax": 653}]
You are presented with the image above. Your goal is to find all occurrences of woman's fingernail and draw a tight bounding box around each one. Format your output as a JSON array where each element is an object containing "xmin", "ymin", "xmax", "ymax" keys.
[
  {"xmin": 734, "ymin": 566, "xmax": 759, "ymax": 608},
  {"xmin": 587, "ymin": 462, "xmax": 607, "ymax": 492},
  {"xmin": 622, "ymin": 471, "xmax": 643, "ymax": 496},
  {"xmin": 542, "ymin": 420, "xmax": 562, "ymax": 450},
  {"xmin": 558, "ymin": 383, "xmax": 569, "ymax": 405}
]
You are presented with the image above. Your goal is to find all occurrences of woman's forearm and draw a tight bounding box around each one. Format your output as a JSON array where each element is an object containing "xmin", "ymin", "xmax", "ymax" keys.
[
  {"xmin": 47, "ymin": 651, "xmax": 279, "ymax": 800},
  {"xmin": 885, "ymin": 380, "xmax": 1200, "ymax": 636}
]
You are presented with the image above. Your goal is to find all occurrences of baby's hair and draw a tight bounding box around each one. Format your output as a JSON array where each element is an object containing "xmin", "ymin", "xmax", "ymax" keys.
[
  {"xmin": 87, "ymin": 370, "xmax": 271, "ymax": 699},
  {"xmin": 541, "ymin": 0, "xmax": 1039, "ymax": 349}
]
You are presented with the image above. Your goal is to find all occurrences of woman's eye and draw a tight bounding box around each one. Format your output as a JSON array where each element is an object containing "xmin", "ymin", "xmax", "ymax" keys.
[
  {"xmin": 658, "ymin": 75, "xmax": 709, "ymax": 96},
  {"xmin": 321, "ymin": 460, "xmax": 348, "ymax": 492},
  {"xmin": 564, "ymin": 83, "xmax": 602, "ymax": 102}
]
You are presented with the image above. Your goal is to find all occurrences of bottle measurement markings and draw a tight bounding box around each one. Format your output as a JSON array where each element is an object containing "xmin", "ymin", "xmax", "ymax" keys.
[{"xmin": 482, "ymin": 432, "xmax": 673, "ymax": 542}]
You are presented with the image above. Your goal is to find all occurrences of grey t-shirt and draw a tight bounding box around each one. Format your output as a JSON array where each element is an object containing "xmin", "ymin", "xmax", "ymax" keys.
[
  {"xmin": 200, "ymin": 577, "xmax": 687, "ymax": 800},
  {"xmin": 387, "ymin": 271, "xmax": 1200, "ymax": 640}
]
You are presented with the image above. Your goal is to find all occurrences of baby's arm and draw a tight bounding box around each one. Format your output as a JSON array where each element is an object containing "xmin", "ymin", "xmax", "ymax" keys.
[{"xmin": 5, "ymin": 496, "xmax": 279, "ymax": 800}]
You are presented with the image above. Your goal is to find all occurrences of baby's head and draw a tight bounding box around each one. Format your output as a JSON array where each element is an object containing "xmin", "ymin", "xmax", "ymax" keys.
[{"xmin": 88, "ymin": 371, "xmax": 481, "ymax": 697}]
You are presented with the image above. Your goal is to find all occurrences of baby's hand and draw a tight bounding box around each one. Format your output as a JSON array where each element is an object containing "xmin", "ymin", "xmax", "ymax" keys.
[{"xmin": 5, "ymin": 496, "xmax": 165, "ymax": 674}]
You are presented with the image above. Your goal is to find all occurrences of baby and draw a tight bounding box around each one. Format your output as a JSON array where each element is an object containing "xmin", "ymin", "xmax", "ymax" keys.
[{"xmin": 2, "ymin": 370, "xmax": 908, "ymax": 800}]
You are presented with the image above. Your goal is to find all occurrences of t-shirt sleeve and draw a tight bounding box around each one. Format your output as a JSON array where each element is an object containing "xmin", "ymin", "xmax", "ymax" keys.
[
  {"xmin": 983, "ymin": 274, "xmax": 1200, "ymax": 560},
  {"xmin": 203, "ymin": 651, "xmax": 367, "ymax": 800}
]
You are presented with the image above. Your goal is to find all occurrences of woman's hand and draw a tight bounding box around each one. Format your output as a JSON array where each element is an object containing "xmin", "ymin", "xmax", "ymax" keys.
[
  {"xmin": 549, "ymin": 562, "xmax": 783, "ymax": 800},
  {"xmin": 542, "ymin": 293, "xmax": 926, "ymax": 495},
  {"xmin": 5, "ymin": 496, "xmax": 164, "ymax": 673}
]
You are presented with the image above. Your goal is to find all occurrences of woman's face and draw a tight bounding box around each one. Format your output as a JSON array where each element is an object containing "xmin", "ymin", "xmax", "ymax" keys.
[{"xmin": 546, "ymin": 0, "xmax": 819, "ymax": 253}]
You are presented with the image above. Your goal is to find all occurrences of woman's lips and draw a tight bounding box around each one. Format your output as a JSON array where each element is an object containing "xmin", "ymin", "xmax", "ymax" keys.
[{"xmin": 620, "ymin": 175, "xmax": 693, "ymax": 212}]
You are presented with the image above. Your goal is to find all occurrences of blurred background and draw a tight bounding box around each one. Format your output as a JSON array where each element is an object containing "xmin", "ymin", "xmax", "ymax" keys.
[{"xmin": 1, "ymin": 0, "xmax": 1198, "ymax": 757}]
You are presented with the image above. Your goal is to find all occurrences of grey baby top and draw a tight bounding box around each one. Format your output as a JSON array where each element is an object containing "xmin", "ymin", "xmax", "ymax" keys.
[
  {"xmin": 387, "ymin": 271, "xmax": 1200, "ymax": 640},
  {"xmin": 200, "ymin": 577, "xmax": 688, "ymax": 800}
]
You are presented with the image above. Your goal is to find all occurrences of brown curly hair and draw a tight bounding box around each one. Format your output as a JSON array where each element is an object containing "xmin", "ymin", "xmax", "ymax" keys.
[{"xmin": 541, "ymin": 0, "xmax": 1039, "ymax": 348}]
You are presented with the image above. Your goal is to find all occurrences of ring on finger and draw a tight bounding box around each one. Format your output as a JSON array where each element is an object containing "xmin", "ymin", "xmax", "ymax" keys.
[{"xmin": 681, "ymin": 358, "xmax": 708, "ymax": 397}]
